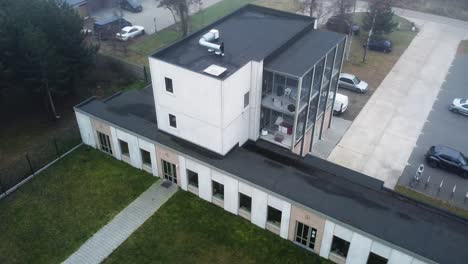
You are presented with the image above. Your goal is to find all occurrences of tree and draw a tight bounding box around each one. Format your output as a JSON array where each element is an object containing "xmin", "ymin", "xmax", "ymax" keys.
[
  {"xmin": 335, "ymin": 0, "xmax": 354, "ymax": 17},
  {"xmin": 362, "ymin": 0, "xmax": 398, "ymax": 36},
  {"xmin": 0, "ymin": 0, "xmax": 96, "ymax": 118},
  {"xmin": 362, "ymin": 0, "xmax": 398, "ymax": 62},
  {"xmin": 156, "ymin": 0, "xmax": 202, "ymax": 37}
]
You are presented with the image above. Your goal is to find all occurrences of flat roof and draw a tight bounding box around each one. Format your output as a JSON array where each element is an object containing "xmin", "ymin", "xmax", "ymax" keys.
[
  {"xmin": 151, "ymin": 4, "xmax": 314, "ymax": 79},
  {"xmin": 76, "ymin": 87, "xmax": 468, "ymax": 264},
  {"xmin": 265, "ymin": 30, "xmax": 346, "ymax": 77}
]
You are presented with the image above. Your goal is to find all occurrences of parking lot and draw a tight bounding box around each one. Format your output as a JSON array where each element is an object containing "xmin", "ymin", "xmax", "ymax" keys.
[
  {"xmin": 90, "ymin": 0, "xmax": 222, "ymax": 35},
  {"xmin": 399, "ymin": 55, "xmax": 468, "ymax": 209}
]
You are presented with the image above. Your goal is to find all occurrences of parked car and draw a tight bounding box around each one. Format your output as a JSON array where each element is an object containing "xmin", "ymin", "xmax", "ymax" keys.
[
  {"xmin": 449, "ymin": 98, "xmax": 468, "ymax": 116},
  {"xmin": 94, "ymin": 16, "xmax": 132, "ymax": 40},
  {"xmin": 338, "ymin": 73, "xmax": 368, "ymax": 93},
  {"xmin": 326, "ymin": 15, "xmax": 360, "ymax": 35},
  {"xmin": 116, "ymin": 26, "xmax": 145, "ymax": 41},
  {"xmin": 365, "ymin": 39, "xmax": 393, "ymax": 53},
  {"xmin": 425, "ymin": 146, "xmax": 468, "ymax": 178},
  {"xmin": 120, "ymin": 0, "xmax": 142, "ymax": 13},
  {"xmin": 332, "ymin": 93, "xmax": 349, "ymax": 115}
]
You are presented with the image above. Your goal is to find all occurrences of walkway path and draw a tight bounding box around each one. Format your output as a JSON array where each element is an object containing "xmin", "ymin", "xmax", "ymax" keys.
[
  {"xmin": 328, "ymin": 8, "xmax": 468, "ymax": 189},
  {"xmin": 63, "ymin": 180, "xmax": 177, "ymax": 264}
]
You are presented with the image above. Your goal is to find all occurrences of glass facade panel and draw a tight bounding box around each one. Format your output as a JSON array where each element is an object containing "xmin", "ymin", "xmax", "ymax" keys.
[
  {"xmin": 318, "ymin": 51, "xmax": 335, "ymax": 117},
  {"xmin": 261, "ymin": 70, "xmax": 299, "ymax": 148},
  {"xmin": 328, "ymin": 74, "xmax": 339, "ymax": 107},
  {"xmin": 295, "ymin": 108, "xmax": 307, "ymax": 141},
  {"xmin": 334, "ymin": 40, "xmax": 345, "ymax": 75},
  {"xmin": 313, "ymin": 58, "xmax": 325, "ymax": 92},
  {"xmin": 300, "ymin": 70, "xmax": 312, "ymax": 109}
]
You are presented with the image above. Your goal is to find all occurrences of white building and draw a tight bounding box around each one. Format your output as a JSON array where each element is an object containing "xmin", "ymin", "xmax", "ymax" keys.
[{"xmin": 74, "ymin": 4, "xmax": 468, "ymax": 264}]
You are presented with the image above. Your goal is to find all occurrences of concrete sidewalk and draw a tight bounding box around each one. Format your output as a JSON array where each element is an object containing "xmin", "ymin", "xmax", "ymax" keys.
[
  {"xmin": 328, "ymin": 13, "xmax": 468, "ymax": 189},
  {"xmin": 63, "ymin": 180, "xmax": 177, "ymax": 264}
]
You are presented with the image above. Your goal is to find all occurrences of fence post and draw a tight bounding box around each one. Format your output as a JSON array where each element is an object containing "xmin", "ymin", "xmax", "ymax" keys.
[
  {"xmin": 26, "ymin": 153, "xmax": 34, "ymax": 176},
  {"xmin": 143, "ymin": 65, "xmax": 148, "ymax": 83},
  {"xmin": 53, "ymin": 137, "xmax": 60, "ymax": 157}
]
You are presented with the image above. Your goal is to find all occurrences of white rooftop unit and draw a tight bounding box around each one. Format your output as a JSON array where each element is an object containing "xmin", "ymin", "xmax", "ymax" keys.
[{"xmin": 203, "ymin": 64, "xmax": 227, "ymax": 76}]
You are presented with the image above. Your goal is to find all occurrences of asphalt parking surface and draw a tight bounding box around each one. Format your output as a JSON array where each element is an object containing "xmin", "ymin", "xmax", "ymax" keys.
[{"xmin": 400, "ymin": 54, "xmax": 468, "ymax": 208}]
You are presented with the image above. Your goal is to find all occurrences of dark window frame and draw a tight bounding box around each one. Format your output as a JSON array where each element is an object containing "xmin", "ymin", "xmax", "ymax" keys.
[
  {"xmin": 140, "ymin": 149, "xmax": 151, "ymax": 166},
  {"xmin": 294, "ymin": 221, "xmax": 317, "ymax": 250},
  {"xmin": 169, "ymin": 114, "xmax": 177, "ymax": 128},
  {"xmin": 165, "ymin": 77, "xmax": 173, "ymax": 93},
  {"xmin": 187, "ymin": 169, "xmax": 199, "ymax": 188},
  {"xmin": 98, "ymin": 131, "xmax": 113, "ymax": 155},
  {"xmin": 212, "ymin": 180, "xmax": 224, "ymax": 200},
  {"xmin": 367, "ymin": 252, "xmax": 388, "ymax": 264},
  {"xmin": 330, "ymin": 236, "xmax": 350, "ymax": 258},
  {"xmin": 119, "ymin": 139, "xmax": 130, "ymax": 156},
  {"xmin": 267, "ymin": 206, "xmax": 282, "ymax": 227},
  {"xmin": 239, "ymin": 193, "xmax": 252, "ymax": 212},
  {"xmin": 244, "ymin": 91, "xmax": 250, "ymax": 108}
]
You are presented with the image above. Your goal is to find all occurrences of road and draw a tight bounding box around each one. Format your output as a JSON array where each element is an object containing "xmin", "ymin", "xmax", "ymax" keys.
[
  {"xmin": 328, "ymin": 6, "xmax": 468, "ymax": 189},
  {"xmin": 399, "ymin": 55, "xmax": 468, "ymax": 209}
]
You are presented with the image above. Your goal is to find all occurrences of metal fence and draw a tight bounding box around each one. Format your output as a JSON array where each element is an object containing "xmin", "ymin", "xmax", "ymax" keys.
[
  {"xmin": 97, "ymin": 54, "xmax": 150, "ymax": 83},
  {"xmin": 0, "ymin": 124, "xmax": 81, "ymax": 193}
]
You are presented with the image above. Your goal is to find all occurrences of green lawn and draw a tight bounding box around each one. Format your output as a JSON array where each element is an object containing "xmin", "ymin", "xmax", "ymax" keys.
[
  {"xmin": 0, "ymin": 146, "xmax": 156, "ymax": 264},
  {"xmin": 395, "ymin": 185, "xmax": 468, "ymax": 219},
  {"xmin": 104, "ymin": 191, "xmax": 332, "ymax": 264}
]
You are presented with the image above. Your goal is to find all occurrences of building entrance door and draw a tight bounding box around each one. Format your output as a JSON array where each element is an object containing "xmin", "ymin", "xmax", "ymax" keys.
[{"xmin": 162, "ymin": 160, "xmax": 177, "ymax": 184}]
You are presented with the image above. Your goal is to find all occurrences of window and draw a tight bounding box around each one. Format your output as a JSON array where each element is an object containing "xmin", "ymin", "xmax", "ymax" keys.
[
  {"xmin": 187, "ymin": 169, "xmax": 198, "ymax": 188},
  {"xmin": 244, "ymin": 91, "xmax": 250, "ymax": 108},
  {"xmin": 162, "ymin": 160, "xmax": 177, "ymax": 184},
  {"xmin": 212, "ymin": 180, "xmax": 224, "ymax": 200},
  {"xmin": 119, "ymin": 139, "xmax": 129, "ymax": 157},
  {"xmin": 295, "ymin": 221, "xmax": 317, "ymax": 250},
  {"xmin": 165, "ymin": 77, "xmax": 173, "ymax": 93},
  {"xmin": 239, "ymin": 193, "xmax": 252, "ymax": 212},
  {"xmin": 330, "ymin": 236, "xmax": 350, "ymax": 258},
  {"xmin": 98, "ymin": 132, "xmax": 112, "ymax": 154},
  {"xmin": 141, "ymin": 149, "xmax": 151, "ymax": 166},
  {"xmin": 169, "ymin": 114, "xmax": 177, "ymax": 128},
  {"xmin": 367, "ymin": 252, "xmax": 388, "ymax": 264},
  {"xmin": 267, "ymin": 206, "xmax": 282, "ymax": 227},
  {"xmin": 340, "ymin": 78, "xmax": 353, "ymax": 84}
]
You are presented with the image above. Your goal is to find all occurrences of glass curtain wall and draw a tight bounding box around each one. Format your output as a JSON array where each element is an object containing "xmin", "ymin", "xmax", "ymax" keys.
[{"xmin": 260, "ymin": 70, "xmax": 299, "ymax": 148}]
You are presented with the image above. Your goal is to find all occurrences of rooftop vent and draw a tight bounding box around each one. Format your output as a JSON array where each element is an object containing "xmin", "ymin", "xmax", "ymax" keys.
[
  {"xmin": 203, "ymin": 64, "xmax": 227, "ymax": 76},
  {"xmin": 199, "ymin": 29, "xmax": 224, "ymax": 56}
]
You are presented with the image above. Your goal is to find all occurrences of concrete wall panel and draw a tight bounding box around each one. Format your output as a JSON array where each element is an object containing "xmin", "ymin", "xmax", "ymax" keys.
[
  {"xmin": 346, "ymin": 233, "xmax": 372, "ymax": 264},
  {"xmin": 138, "ymin": 138, "xmax": 158, "ymax": 176},
  {"xmin": 320, "ymin": 220, "xmax": 335, "ymax": 258},
  {"xmin": 115, "ymin": 128, "xmax": 141, "ymax": 168},
  {"xmin": 75, "ymin": 112, "xmax": 95, "ymax": 147},
  {"xmin": 178, "ymin": 155, "xmax": 188, "ymax": 190},
  {"xmin": 388, "ymin": 250, "xmax": 413, "ymax": 264},
  {"xmin": 288, "ymin": 205, "xmax": 326, "ymax": 254},
  {"xmin": 371, "ymin": 241, "xmax": 391, "ymax": 260},
  {"xmin": 334, "ymin": 224, "xmax": 353, "ymax": 241},
  {"xmin": 223, "ymin": 176, "xmax": 239, "ymax": 215},
  {"xmin": 251, "ymin": 188, "xmax": 268, "ymax": 228}
]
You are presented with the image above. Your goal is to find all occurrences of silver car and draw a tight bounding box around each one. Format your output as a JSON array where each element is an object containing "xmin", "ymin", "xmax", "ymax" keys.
[
  {"xmin": 449, "ymin": 98, "xmax": 468, "ymax": 116},
  {"xmin": 338, "ymin": 73, "xmax": 368, "ymax": 93}
]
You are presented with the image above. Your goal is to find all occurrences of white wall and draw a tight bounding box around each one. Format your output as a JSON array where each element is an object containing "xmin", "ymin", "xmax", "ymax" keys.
[
  {"xmin": 75, "ymin": 112, "xmax": 95, "ymax": 147},
  {"xmin": 267, "ymin": 195, "xmax": 291, "ymax": 239},
  {"xmin": 249, "ymin": 60, "xmax": 264, "ymax": 141},
  {"xmin": 115, "ymin": 128, "xmax": 141, "ymax": 168},
  {"xmin": 319, "ymin": 219, "xmax": 428, "ymax": 264},
  {"xmin": 346, "ymin": 233, "xmax": 372, "ymax": 264},
  {"xmin": 178, "ymin": 155, "xmax": 188, "ymax": 190},
  {"xmin": 223, "ymin": 176, "xmax": 239, "ymax": 215},
  {"xmin": 186, "ymin": 158, "xmax": 212, "ymax": 202},
  {"xmin": 251, "ymin": 188, "xmax": 268, "ymax": 228},
  {"xmin": 138, "ymin": 137, "xmax": 158, "ymax": 176},
  {"xmin": 149, "ymin": 57, "xmax": 257, "ymax": 155}
]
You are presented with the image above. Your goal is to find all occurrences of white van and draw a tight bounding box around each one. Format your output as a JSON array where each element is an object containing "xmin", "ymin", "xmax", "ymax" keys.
[{"xmin": 332, "ymin": 93, "xmax": 348, "ymax": 115}]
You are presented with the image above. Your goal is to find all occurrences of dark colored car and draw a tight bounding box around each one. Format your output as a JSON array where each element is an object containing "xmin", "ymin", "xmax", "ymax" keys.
[
  {"xmin": 365, "ymin": 39, "xmax": 393, "ymax": 53},
  {"xmin": 120, "ymin": 0, "xmax": 142, "ymax": 13},
  {"xmin": 425, "ymin": 146, "xmax": 468, "ymax": 178},
  {"xmin": 326, "ymin": 15, "xmax": 360, "ymax": 35},
  {"xmin": 94, "ymin": 16, "xmax": 132, "ymax": 40}
]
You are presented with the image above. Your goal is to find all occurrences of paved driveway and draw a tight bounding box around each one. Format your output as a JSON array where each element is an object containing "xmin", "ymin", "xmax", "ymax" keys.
[
  {"xmin": 399, "ymin": 55, "xmax": 468, "ymax": 209},
  {"xmin": 328, "ymin": 8, "xmax": 468, "ymax": 189}
]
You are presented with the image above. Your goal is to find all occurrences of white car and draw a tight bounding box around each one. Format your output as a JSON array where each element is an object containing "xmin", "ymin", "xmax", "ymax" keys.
[
  {"xmin": 449, "ymin": 98, "xmax": 468, "ymax": 116},
  {"xmin": 329, "ymin": 92, "xmax": 348, "ymax": 115},
  {"xmin": 338, "ymin": 73, "xmax": 368, "ymax": 93},
  {"xmin": 116, "ymin": 26, "xmax": 145, "ymax": 41}
]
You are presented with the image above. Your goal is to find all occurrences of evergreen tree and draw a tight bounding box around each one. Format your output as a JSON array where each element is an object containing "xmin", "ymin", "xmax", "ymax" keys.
[{"xmin": 363, "ymin": 0, "xmax": 398, "ymax": 37}]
